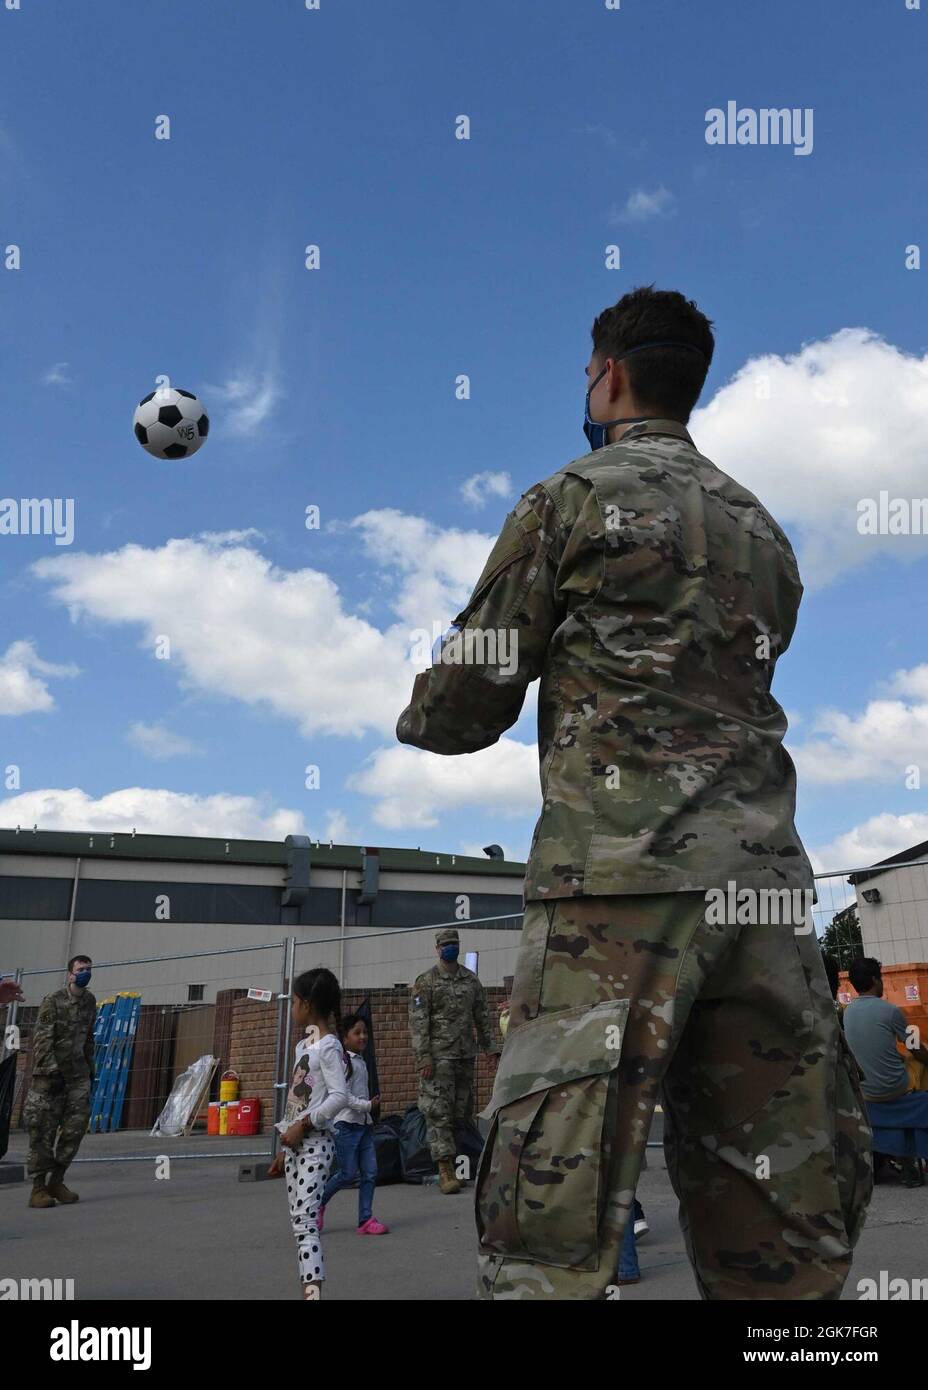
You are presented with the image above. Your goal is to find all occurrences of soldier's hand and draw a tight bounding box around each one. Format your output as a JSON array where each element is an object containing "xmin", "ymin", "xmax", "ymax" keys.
[{"xmin": 420, "ymin": 1063, "xmax": 434, "ymax": 1081}]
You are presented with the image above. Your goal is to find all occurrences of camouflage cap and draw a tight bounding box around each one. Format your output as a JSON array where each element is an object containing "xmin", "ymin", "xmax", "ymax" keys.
[{"xmin": 436, "ymin": 927, "xmax": 460, "ymax": 947}]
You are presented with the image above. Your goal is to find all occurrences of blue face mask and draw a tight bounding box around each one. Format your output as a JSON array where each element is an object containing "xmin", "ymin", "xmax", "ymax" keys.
[
  {"xmin": 440, "ymin": 945, "xmax": 460, "ymax": 963},
  {"xmin": 583, "ymin": 340, "xmax": 708, "ymax": 450},
  {"xmin": 74, "ymin": 969, "xmax": 92, "ymax": 988}
]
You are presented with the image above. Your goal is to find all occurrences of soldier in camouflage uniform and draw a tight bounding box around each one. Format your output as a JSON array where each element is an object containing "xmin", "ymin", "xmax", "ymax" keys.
[
  {"xmin": 23, "ymin": 955, "xmax": 96, "ymax": 1208},
  {"xmin": 397, "ymin": 287, "xmax": 872, "ymax": 1299},
  {"xmin": 409, "ymin": 928, "xmax": 494, "ymax": 1194}
]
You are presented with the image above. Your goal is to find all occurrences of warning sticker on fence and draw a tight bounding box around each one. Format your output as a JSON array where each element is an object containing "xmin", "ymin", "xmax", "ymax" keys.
[
  {"xmin": 247, "ymin": 988, "xmax": 273, "ymax": 1002},
  {"xmin": 905, "ymin": 983, "xmax": 921, "ymax": 1002}
]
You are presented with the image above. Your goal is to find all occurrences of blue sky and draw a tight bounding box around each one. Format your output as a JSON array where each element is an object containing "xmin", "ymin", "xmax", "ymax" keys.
[{"xmin": 2, "ymin": 0, "xmax": 928, "ymax": 886}]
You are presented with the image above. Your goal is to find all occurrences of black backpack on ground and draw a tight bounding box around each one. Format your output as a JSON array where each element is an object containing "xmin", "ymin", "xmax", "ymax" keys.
[{"xmin": 399, "ymin": 1105, "xmax": 437, "ymax": 1183}]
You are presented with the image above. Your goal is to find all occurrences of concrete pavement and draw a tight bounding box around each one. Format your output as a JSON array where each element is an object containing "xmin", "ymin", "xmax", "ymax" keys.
[{"xmin": 2, "ymin": 1128, "xmax": 926, "ymax": 1300}]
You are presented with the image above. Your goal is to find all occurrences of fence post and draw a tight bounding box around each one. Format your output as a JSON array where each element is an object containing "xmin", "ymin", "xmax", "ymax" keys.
[
  {"xmin": 2, "ymin": 967, "xmax": 24, "ymax": 1064},
  {"xmin": 272, "ymin": 937, "xmax": 296, "ymax": 1156}
]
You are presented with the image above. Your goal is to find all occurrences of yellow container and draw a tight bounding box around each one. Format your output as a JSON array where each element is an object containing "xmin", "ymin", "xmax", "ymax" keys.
[
  {"xmin": 220, "ymin": 1069, "xmax": 240, "ymax": 1102},
  {"xmin": 218, "ymin": 1101, "xmax": 230, "ymax": 1135}
]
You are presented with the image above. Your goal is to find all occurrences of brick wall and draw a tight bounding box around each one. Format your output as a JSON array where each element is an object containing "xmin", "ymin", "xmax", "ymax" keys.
[
  {"xmin": 225, "ymin": 984, "xmax": 509, "ymax": 1134},
  {"xmin": 5, "ymin": 983, "xmax": 510, "ymax": 1138}
]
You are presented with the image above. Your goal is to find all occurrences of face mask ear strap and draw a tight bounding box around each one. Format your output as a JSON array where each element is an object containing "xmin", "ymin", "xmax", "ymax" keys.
[{"xmin": 584, "ymin": 340, "xmax": 707, "ymax": 450}]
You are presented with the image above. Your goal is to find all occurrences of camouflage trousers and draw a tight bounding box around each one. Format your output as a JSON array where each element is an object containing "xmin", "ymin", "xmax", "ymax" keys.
[
  {"xmin": 24, "ymin": 1076, "xmax": 92, "ymax": 1178},
  {"xmin": 418, "ymin": 1057, "xmax": 475, "ymax": 1161},
  {"xmin": 476, "ymin": 892, "xmax": 872, "ymax": 1300}
]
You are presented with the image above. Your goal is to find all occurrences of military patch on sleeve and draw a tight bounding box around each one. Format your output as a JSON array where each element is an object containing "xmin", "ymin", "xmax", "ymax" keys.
[
  {"xmin": 414, "ymin": 995, "xmax": 421, "ymax": 1007},
  {"xmin": 514, "ymin": 495, "xmax": 542, "ymax": 532}
]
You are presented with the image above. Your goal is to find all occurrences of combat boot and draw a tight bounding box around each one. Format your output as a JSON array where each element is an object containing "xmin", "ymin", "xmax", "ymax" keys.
[
  {"xmin": 29, "ymin": 1175, "xmax": 56, "ymax": 1209},
  {"xmin": 438, "ymin": 1158, "xmax": 462, "ymax": 1194},
  {"xmin": 46, "ymin": 1168, "xmax": 80, "ymax": 1203}
]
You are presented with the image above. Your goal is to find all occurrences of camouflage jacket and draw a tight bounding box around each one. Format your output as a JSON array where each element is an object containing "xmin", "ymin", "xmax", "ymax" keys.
[
  {"xmin": 31, "ymin": 986, "xmax": 97, "ymax": 1084},
  {"xmin": 408, "ymin": 962, "xmax": 494, "ymax": 1065},
  {"xmin": 397, "ymin": 419, "xmax": 813, "ymax": 900}
]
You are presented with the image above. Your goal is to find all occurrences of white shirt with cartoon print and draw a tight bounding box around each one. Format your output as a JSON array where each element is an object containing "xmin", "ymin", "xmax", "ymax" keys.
[{"xmin": 276, "ymin": 1031, "xmax": 351, "ymax": 1135}]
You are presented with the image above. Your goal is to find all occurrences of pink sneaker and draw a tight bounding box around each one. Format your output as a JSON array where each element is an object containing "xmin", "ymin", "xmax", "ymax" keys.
[
  {"xmin": 357, "ymin": 1216, "xmax": 389, "ymax": 1235},
  {"xmin": 317, "ymin": 1205, "xmax": 325, "ymax": 1233}
]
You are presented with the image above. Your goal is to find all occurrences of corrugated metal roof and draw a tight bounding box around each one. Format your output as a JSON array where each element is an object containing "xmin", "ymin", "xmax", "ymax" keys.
[{"xmin": 0, "ymin": 828, "xmax": 525, "ymax": 876}]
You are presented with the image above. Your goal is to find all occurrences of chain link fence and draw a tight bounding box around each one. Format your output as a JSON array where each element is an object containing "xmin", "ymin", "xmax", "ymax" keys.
[
  {"xmin": 2, "ymin": 864, "xmax": 926, "ymax": 1164},
  {"xmin": 1, "ymin": 913, "xmax": 523, "ymax": 1162}
]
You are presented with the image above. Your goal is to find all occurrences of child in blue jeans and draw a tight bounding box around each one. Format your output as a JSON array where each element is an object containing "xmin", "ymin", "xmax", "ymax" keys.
[{"xmin": 319, "ymin": 1014, "xmax": 389, "ymax": 1235}]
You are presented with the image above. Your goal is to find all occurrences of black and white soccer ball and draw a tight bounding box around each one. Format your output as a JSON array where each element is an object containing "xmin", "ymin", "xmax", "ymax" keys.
[{"xmin": 133, "ymin": 387, "xmax": 209, "ymax": 459}]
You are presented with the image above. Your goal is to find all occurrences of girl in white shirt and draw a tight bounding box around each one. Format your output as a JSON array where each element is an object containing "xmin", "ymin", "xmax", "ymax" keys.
[
  {"xmin": 319, "ymin": 1014, "xmax": 389, "ymax": 1235},
  {"xmin": 268, "ymin": 967, "xmax": 351, "ymax": 1299}
]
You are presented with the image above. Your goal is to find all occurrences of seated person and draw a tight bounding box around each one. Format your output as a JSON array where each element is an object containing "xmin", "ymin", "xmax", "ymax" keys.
[{"xmin": 844, "ymin": 956, "xmax": 928, "ymax": 1188}]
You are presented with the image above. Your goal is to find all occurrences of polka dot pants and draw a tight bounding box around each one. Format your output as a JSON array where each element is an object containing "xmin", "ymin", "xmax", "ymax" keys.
[{"xmin": 285, "ymin": 1134, "xmax": 335, "ymax": 1285}]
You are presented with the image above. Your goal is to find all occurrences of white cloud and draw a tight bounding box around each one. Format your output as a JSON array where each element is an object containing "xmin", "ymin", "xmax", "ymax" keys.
[
  {"xmin": 208, "ymin": 370, "xmax": 282, "ymax": 436},
  {"xmin": 0, "ymin": 640, "xmax": 78, "ymax": 716},
  {"xmin": 790, "ymin": 663, "xmax": 928, "ymax": 785},
  {"xmin": 323, "ymin": 809, "xmax": 350, "ymax": 843},
  {"xmin": 0, "ymin": 786, "xmax": 303, "ymax": 839},
  {"xmin": 809, "ymin": 812, "xmax": 928, "ymax": 878},
  {"xmin": 33, "ymin": 534, "xmax": 414, "ymax": 739},
  {"xmin": 43, "ymin": 363, "xmax": 71, "ymax": 387},
  {"xmin": 350, "ymin": 508, "xmax": 496, "ymax": 632},
  {"xmin": 126, "ymin": 722, "xmax": 201, "ymax": 760},
  {"xmin": 460, "ymin": 471, "xmax": 512, "ymax": 509},
  {"xmin": 692, "ymin": 328, "xmax": 928, "ymax": 585},
  {"xmin": 611, "ymin": 186, "xmax": 675, "ymax": 223},
  {"xmin": 348, "ymin": 739, "xmax": 539, "ymax": 829},
  {"xmin": 886, "ymin": 665, "xmax": 928, "ymax": 701}
]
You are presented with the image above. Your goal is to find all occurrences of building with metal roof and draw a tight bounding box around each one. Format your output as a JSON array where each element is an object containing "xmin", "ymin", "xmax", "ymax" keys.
[{"xmin": 0, "ymin": 829, "xmax": 526, "ymax": 1003}]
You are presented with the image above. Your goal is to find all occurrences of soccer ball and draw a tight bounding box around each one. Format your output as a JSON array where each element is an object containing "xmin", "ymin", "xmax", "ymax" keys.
[{"xmin": 133, "ymin": 387, "xmax": 209, "ymax": 459}]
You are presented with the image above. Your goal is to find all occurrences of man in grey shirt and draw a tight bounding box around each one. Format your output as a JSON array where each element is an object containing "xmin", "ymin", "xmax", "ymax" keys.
[{"xmin": 843, "ymin": 957, "xmax": 928, "ymax": 1100}]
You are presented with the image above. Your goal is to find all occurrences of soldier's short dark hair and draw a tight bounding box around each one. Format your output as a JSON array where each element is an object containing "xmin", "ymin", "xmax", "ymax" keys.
[
  {"xmin": 68, "ymin": 955, "xmax": 92, "ymax": 972},
  {"xmin": 848, "ymin": 956, "xmax": 881, "ymax": 993},
  {"xmin": 590, "ymin": 285, "xmax": 715, "ymax": 423}
]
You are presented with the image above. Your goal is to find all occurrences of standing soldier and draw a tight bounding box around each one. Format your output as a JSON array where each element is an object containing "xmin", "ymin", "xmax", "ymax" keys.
[
  {"xmin": 409, "ymin": 928, "xmax": 493, "ymax": 1195},
  {"xmin": 397, "ymin": 286, "xmax": 872, "ymax": 1299},
  {"xmin": 23, "ymin": 955, "xmax": 96, "ymax": 1208}
]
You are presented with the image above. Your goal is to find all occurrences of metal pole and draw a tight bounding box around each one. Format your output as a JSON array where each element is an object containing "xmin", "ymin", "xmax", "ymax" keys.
[
  {"xmin": 71, "ymin": 1149, "xmax": 274, "ymax": 1163},
  {"xmin": 339, "ymin": 868, "xmax": 347, "ymax": 983},
  {"xmin": 19, "ymin": 938, "xmax": 288, "ymax": 980},
  {"xmin": 272, "ymin": 936, "xmax": 296, "ymax": 1157},
  {"xmin": 1, "ymin": 966, "xmax": 24, "ymax": 1063},
  {"xmin": 63, "ymin": 855, "xmax": 82, "ymax": 974}
]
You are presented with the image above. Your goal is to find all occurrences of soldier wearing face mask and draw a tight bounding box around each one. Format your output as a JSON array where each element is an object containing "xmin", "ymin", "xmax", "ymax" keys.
[
  {"xmin": 398, "ymin": 286, "xmax": 871, "ymax": 1300},
  {"xmin": 409, "ymin": 928, "xmax": 493, "ymax": 1194},
  {"xmin": 23, "ymin": 955, "xmax": 96, "ymax": 1208}
]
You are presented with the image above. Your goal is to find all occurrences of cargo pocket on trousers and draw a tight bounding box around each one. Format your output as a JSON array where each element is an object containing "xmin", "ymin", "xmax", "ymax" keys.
[
  {"xmin": 834, "ymin": 1028, "xmax": 874, "ymax": 1246},
  {"xmin": 475, "ymin": 997, "xmax": 630, "ymax": 1270}
]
